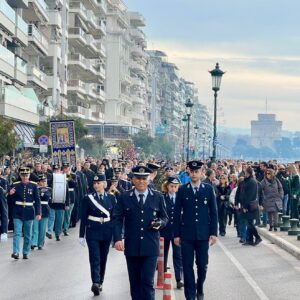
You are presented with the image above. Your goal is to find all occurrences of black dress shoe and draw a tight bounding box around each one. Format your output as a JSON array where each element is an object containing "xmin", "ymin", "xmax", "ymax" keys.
[
  {"xmin": 253, "ymin": 237, "xmax": 262, "ymax": 246},
  {"xmin": 63, "ymin": 231, "xmax": 69, "ymax": 236},
  {"xmin": 274, "ymin": 227, "xmax": 278, "ymax": 232},
  {"xmin": 242, "ymin": 241, "xmax": 254, "ymax": 246},
  {"xmin": 38, "ymin": 246, "xmax": 43, "ymax": 250},
  {"xmin": 56, "ymin": 236, "xmax": 61, "ymax": 241},
  {"xmin": 31, "ymin": 245, "xmax": 36, "ymax": 250},
  {"xmin": 23, "ymin": 254, "xmax": 29, "ymax": 259},
  {"xmin": 91, "ymin": 283, "xmax": 100, "ymax": 296},
  {"xmin": 99, "ymin": 284, "xmax": 103, "ymax": 292},
  {"xmin": 11, "ymin": 253, "xmax": 19, "ymax": 259},
  {"xmin": 197, "ymin": 293, "xmax": 204, "ymax": 300},
  {"xmin": 46, "ymin": 232, "xmax": 52, "ymax": 239},
  {"xmin": 176, "ymin": 281, "xmax": 184, "ymax": 289}
]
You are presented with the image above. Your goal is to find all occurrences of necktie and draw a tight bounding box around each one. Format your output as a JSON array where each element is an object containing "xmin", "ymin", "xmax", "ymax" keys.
[
  {"xmin": 171, "ymin": 196, "xmax": 175, "ymax": 204},
  {"xmin": 99, "ymin": 194, "xmax": 103, "ymax": 201},
  {"xmin": 138, "ymin": 194, "xmax": 144, "ymax": 209},
  {"xmin": 194, "ymin": 187, "xmax": 198, "ymax": 194}
]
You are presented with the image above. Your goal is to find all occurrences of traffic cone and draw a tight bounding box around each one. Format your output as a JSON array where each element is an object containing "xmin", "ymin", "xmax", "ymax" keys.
[
  {"xmin": 156, "ymin": 237, "xmax": 164, "ymax": 289},
  {"xmin": 163, "ymin": 272, "xmax": 174, "ymax": 300}
]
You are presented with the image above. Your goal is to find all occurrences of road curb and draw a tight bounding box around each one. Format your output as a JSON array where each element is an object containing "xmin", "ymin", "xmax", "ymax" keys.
[{"xmin": 257, "ymin": 227, "xmax": 300, "ymax": 260}]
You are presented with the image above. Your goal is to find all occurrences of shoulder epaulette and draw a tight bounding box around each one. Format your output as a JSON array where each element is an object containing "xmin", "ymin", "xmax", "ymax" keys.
[
  {"xmin": 13, "ymin": 181, "xmax": 21, "ymax": 185},
  {"xmin": 30, "ymin": 181, "xmax": 38, "ymax": 185}
]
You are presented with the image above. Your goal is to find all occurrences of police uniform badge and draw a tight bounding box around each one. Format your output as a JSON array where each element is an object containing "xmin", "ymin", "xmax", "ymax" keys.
[
  {"xmin": 153, "ymin": 211, "xmax": 157, "ymax": 217},
  {"xmin": 204, "ymin": 197, "xmax": 208, "ymax": 205}
]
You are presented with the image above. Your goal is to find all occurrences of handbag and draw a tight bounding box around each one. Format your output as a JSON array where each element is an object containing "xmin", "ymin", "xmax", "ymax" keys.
[{"xmin": 248, "ymin": 199, "xmax": 259, "ymax": 212}]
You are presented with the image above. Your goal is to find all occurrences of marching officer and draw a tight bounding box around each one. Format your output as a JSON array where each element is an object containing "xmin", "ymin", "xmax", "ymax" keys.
[
  {"xmin": 147, "ymin": 162, "xmax": 160, "ymax": 190},
  {"xmin": 174, "ymin": 161, "xmax": 218, "ymax": 300},
  {"xmin": 161, "ymin": 176, "xmax": 184, "ymax": 289},
  {"xmin": 79, "ymin": 174, "xmax": 116, "ymax": 296},
  {"xmin": 31, "ymin": 174, "xmax": 51, "ymax": 250},
  {"xmin": 114, "ymin": 166, "xmax": 168, "ymax": 300},
  {"xmin": 8, "ymin": 167, "xmax": 41, "ymax": 259},
  {"xmin": 0, "ymin": 168, "xmax": 9, "ymax": 242}
]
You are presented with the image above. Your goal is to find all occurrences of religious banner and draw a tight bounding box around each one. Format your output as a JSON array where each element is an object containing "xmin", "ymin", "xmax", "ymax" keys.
[{"xmin": 50, "ymin": 120, "xmax": 76, "ymax": 167}]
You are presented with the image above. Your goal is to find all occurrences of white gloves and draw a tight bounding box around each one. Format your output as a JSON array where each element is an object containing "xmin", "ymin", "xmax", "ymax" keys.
[{"xmin": 79, "ymin": 237, "xmax": 86, "ymax": 247}]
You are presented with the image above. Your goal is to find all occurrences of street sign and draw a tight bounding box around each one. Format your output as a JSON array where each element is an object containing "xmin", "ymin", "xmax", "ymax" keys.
[
  {"xmin": 39, "ymin": 144, "xmax": 48, "ymax": 153},
  {"xmin": 38, "ymin": 135, "xmax": 49, "ymax": 145}
]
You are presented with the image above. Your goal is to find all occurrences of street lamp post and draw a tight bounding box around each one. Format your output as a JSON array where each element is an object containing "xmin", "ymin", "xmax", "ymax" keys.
[
  {"xmin": 182, "ymin": 115, "xmax": 188, "ymax": 161},
  {"xmin": 185, "ymin": 98, "xmax": 194, "ymax": 162},
  {"xmin": 202, "ymin": 132, "xmax": 206, "ymax": 160},
  {"xmin": 209, "ymin": 63, "xmax": 225, "ymax": 162},
  {"xmin": 207, "ymin": 135, "xmax": 212, "ymax": 159},
  {"xmin": 194, "ymin": 124, "xmax": 199, "ymax": 159}
]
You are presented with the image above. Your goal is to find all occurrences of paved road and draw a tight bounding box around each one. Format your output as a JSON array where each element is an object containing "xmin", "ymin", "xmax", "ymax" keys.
[{"xmin": 1, "ymin": 225, "xmax": 300, "ymax": 300}]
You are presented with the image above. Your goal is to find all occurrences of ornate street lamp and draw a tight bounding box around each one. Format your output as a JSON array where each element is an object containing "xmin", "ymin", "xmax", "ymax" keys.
[
  {"xmin": 209, "ymin": 63, "xmax": 225, "ymax": 162},
  {"xmin": 194, "ymin": 125, "xmax": 199, "ymax": 159},
  {"xmin": 185, "ymin": 99, "xmax": 194, "ymax": 161},
  {"xmin": 202, "ymin": 132, "xmax": 206, "ymax": 160},
  {"xmin": 182, "ymin": 115, "xmax": 188, "ymax": 161}
]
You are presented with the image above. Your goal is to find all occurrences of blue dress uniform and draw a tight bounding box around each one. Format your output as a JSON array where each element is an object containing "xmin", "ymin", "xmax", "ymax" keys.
[
  {"xmin": 160, "ymin": 191, "xmax": 183, "ymax": 284},
  {"xmin": 113, "ymin": 166, "xmax": 168, "ymax": 300},
  {"xmin": 80, "ymin": 174, "xmax": 116, "ymax": 295},
  {"xmin": 31, "ymin": 175, "xmax": 51, "ymax": 249},
  {"xmin": 8, "ymin": 167, "xmax": 41, "ymax": 259},
  {"xmin": 174, "ymin": 161, "xmax": 218, "ymax": 300}
]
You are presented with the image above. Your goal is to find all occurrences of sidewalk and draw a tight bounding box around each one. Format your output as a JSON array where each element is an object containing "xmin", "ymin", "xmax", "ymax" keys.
[{"xmin": 257, "ymin": 227, "xmax": 300, "ymax": 260}]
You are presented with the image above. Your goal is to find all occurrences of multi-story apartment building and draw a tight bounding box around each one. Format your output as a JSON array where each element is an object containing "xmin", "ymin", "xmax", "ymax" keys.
[
  {"xmin": 0, "ymin": 0, "xmax": 39, "ymax": 146},
  {"xmin": 67, "ymin": 0, "xmax": 107, "ymax": 123}
]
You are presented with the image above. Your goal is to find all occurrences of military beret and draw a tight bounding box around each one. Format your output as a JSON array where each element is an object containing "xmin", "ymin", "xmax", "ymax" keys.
[
  {"xmin": 187, "ymin": 160, "xmax": 203, "ymax": 170},
  {"xmin": 132, "ymin": 166, "xmax": 152, "ymax": 176},
  {"xmin": 93, "ymin": 173, "xmax": 106, "ymax": 182},
  {"xmin": 38, "ymin": 174, "xmax": 47, "ymax": 181},
  {"xmin": 147, "ymin": 163, "xmax": 160, "ymax": 171},
  {"xmin": 167, "ymin": 176, "xmax": 181, "ymax": 184},
  {"xmin": 19, "ymin": 167, "xmax": 31, "ymax": 175}
]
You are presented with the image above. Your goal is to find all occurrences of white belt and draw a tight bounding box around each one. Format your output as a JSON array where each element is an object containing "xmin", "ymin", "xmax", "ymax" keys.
[
  {"xmin": 69, "ymin": 188, "xmax": 74, "ymax": 191},
  {"xmin": 15, "ymin": 201, "xmax": 34, "ymax": 206},
  {"xmin": 41, "ymin": 201, "xmax": 48, "ymax": 205},
  {"xmin": 88, "ymin": 215, "xmax": 110, "ymax": 223}
]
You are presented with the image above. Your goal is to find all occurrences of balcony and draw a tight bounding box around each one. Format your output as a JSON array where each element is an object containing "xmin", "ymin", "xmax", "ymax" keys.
[
  {"xmin": 0, "ymin": 1, "xmax": 15, "ymax": 35},
  {"xmin": 27, "ymin": 65, "xmax": 47, "ymax": 90},
  {"xmin": 15, "ymin": 57, "xmax": 27, "ymax": 85},
  {"xmin": 15, "ymin": 15, "xmax": 28, "ymax": 46},
  {"xmin": 48, "ymin": 43, "xmax": 62, "ymax": 59},
  {"xmin": 67, "ymin": 105, "xmax": 86, "ymax": 119},
  {"xmin": 86, "ymin": 10, "xmax": 98, "ymax": 30},
  {"xmin": 6, "ymin": 0, "xmax": 28, "ymax": 8},
  {"xmin": 28, "ymin": 24, "xmax": 49, "ymax": 56},
  {"xmin": 68, "ymin": 53, "xmax": 88, "ymax": 74},
  {"xmin": 95, "ymin": 0, "xmax": 107, "ymax": 14},
  {"xmin": 128, "ymin": 11, "xmax": 146, "ymax": 27},
  {"xmin": 108, "ymin": 7, "xmax": 128, "ymax": 28},
  {"xmin": 121, "ymin": 73, "xmax": 131, "ymax": 86},
  {"xmin": 0, "ymin": 85, "xmax": 39, "ymax": 125},
  {"xmin": 131, "ymin": 45, "xmax": 146, "ymax": 58},
  {"xmin": 130, "ymin": 60, "xmax": 145, "ymax": 74},
  {"xmin": 28, "ymin": 0, "xmax": 49, "ymax": 23},
  {"xmin": 85, "ymin": 83, "xmax": 97, "ymax": 99},
  {"xmin": 95, "ymin": 41, "xmax": 106, "ymax": 58},
  {"xmin": 0, "ymin": 45, "xmax": 15, "ymax": 78},
  {"xmin": 97, "ymin": 19, "xmax": 106, "ymax": 36},
  {"xmin": 97, "ymin": 89, "xmax": 105, "ymax": 101},
  {"xmin": 48, "ymin": 9, "xmax": 62, "ymax": 29},
  {"xmin": 86, "ymin": 34, "xmax": 98, "ymax": 55},
  {"xmin": 69, "ymin": 2, "xmax": 88, "ymax": 21},
  {"xmin": 92, "ymin": 111, "xmax": 104, "ymax": 121},
  {"xmin": 68, "ymin": 27, "xmax": 87, "ymax": 48},
  {"xmin": 130, "ymin": 28, "xmax": 145, "ymax": 41},
  {"xmin": 132, "ymin": 95, "xmax": 144, "ymax": 105},
  {"xmin": 67, "ymin": 79, "xmax": 86, "ymax": 95}
]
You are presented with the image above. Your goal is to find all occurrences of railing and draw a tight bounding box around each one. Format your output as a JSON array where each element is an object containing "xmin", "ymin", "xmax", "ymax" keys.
[
  {"xmin": 68, "ymin": 53, "xmax": 87, "ymax": 65},
  {"xmin": 0, "ymin": 1, "xmax": 15, "ymax": 23},
  {"xmin": 17, "ymin": 16, "xmax": 28, "ymax": 34},
  {"xmin": 68, "ymin": 79, "xmax": 85, "ymax": 90},
  {"xmin": 68, "ymin": 27, "xmax": 87, "ymax": 42},
  {"xmin": 27, "ymin": 65, "xmax": 46, "ymax": 82},
  {"xmin": 28, "ymin": 24, "xmax": 49, "ymax": 50},
  {"xmin": 96, "ymin": 0, "xmax": 107, "ymax": 13},
  {"xmin": 0, "ymin": 44, "xmax": 14, "ymax": 67},
  {"xmin": 69, "ymin": 2, "xmax": 88, "ymax": 19}
]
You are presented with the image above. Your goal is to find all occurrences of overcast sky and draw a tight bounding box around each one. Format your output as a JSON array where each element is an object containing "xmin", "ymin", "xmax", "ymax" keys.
[{"xmin": 126, "ymin": 0, "xmax": 300, "ymax": 131}]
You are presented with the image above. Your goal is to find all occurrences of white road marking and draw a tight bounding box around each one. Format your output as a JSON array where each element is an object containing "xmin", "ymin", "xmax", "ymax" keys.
[{"xmin": 217, "ymin": 239, "xmax": 270, "ymax": 300}]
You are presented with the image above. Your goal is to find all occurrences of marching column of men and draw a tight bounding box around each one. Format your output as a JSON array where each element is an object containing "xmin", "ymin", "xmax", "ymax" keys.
[{"xmin": 4, "ymin": 158, "xmax": 218, "ymax": 300}]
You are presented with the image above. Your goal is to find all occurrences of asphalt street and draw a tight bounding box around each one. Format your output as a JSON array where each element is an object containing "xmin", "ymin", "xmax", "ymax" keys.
[{"xmin": 1, "ymin": 225, "xmax": 300, "ymax": 300}]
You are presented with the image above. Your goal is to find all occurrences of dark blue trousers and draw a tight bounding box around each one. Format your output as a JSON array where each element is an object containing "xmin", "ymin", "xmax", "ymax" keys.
[
  {"xmin": 86, "ymin": 239, "xmax": 110, "ymax": 284},
  {"xmin": 126, "ymin": 255, "xmax": 158, "ymax": 300},
  {"xmin": 164, "ymin": 238, "xmax": 183, "ymax": 281},
  {"xmin": 181, "ymin": 240, "xmax": 209, "ymax": 299}
]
